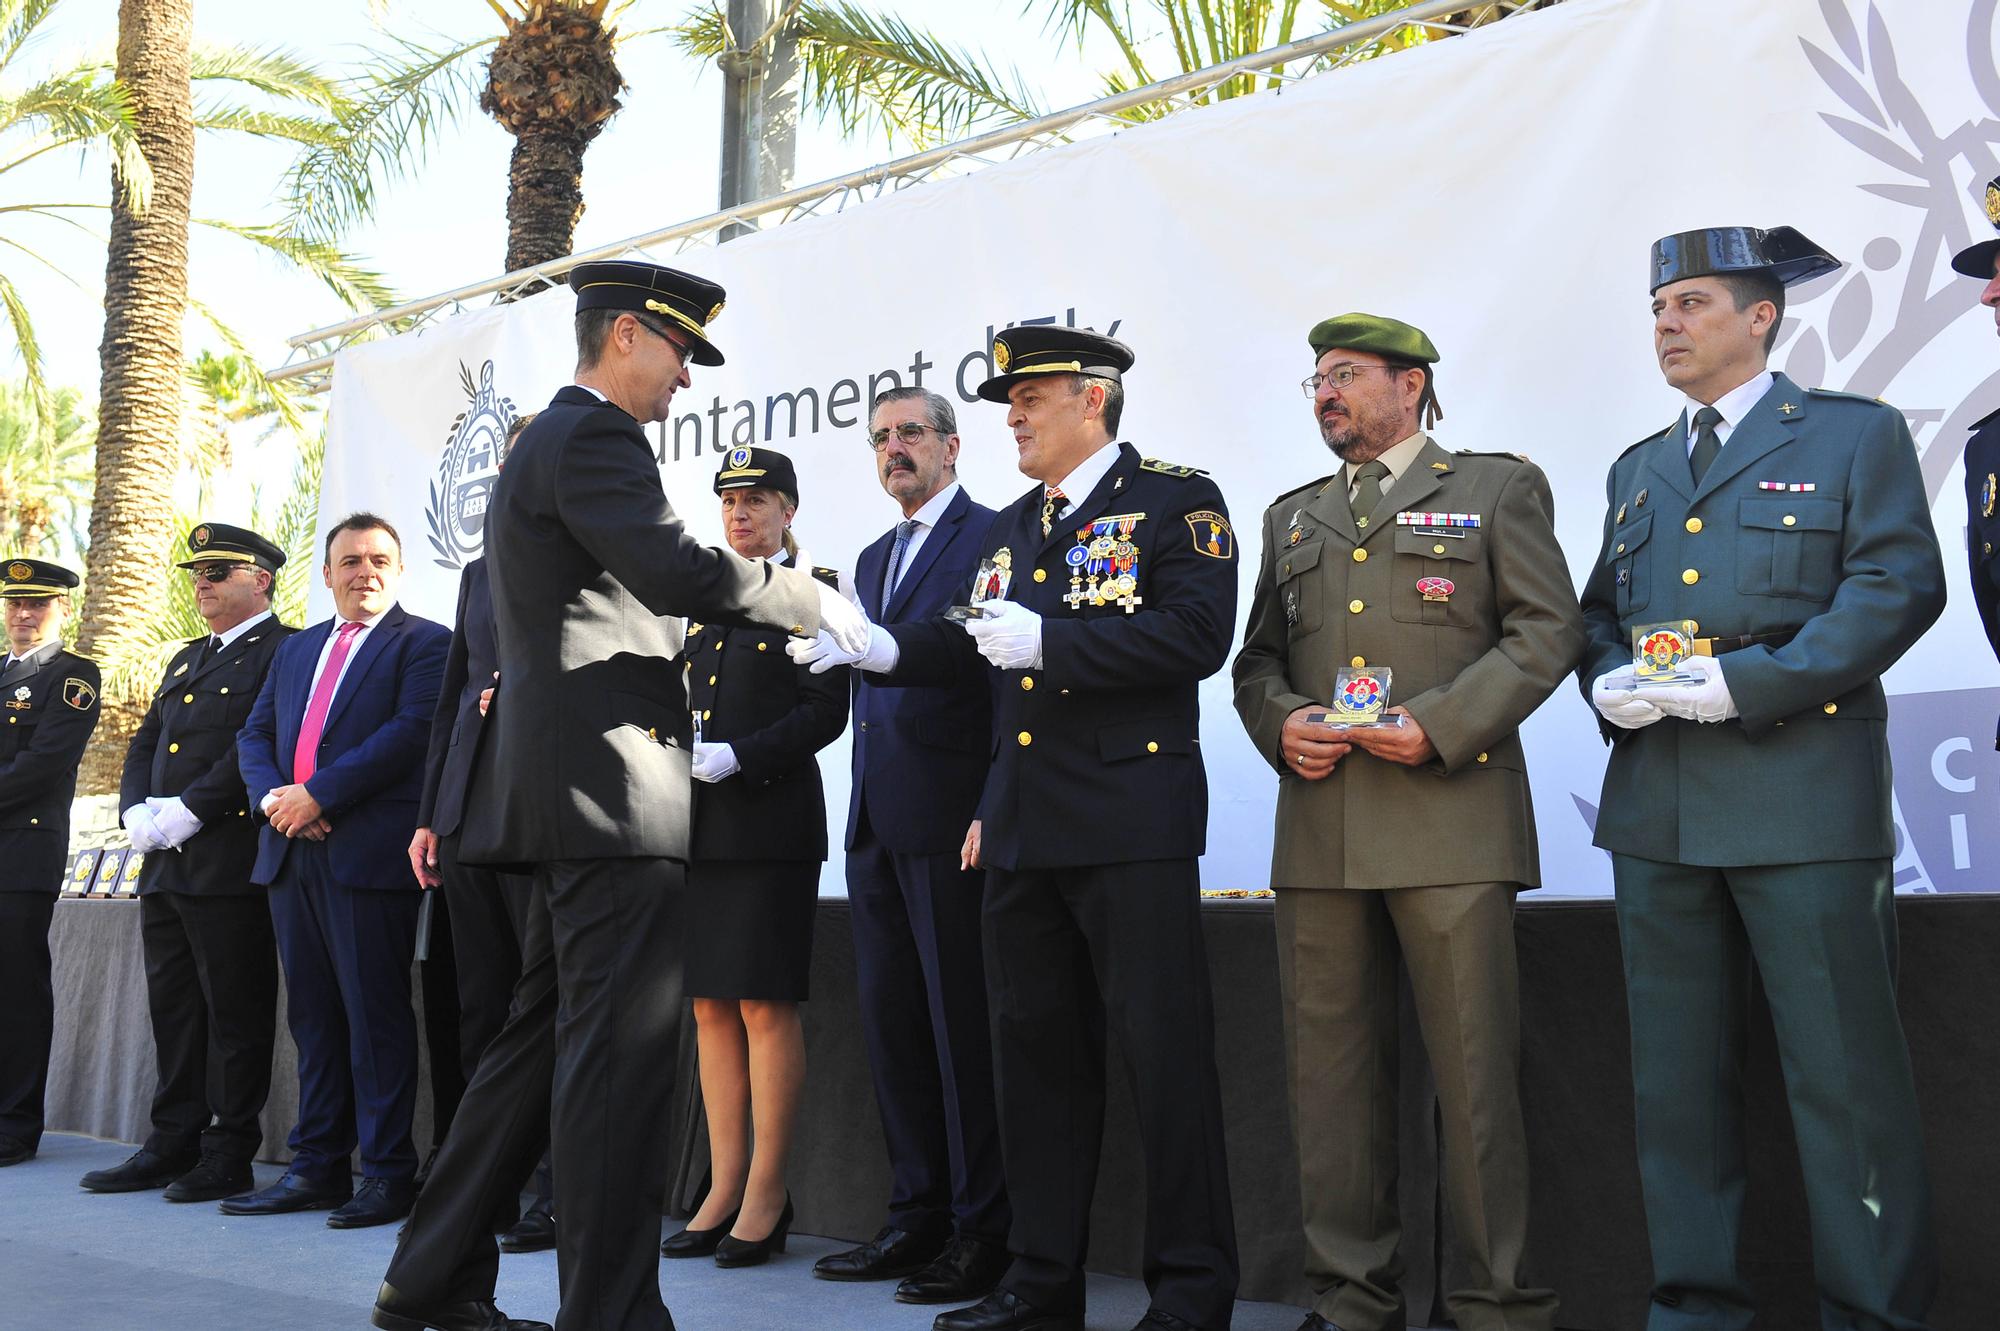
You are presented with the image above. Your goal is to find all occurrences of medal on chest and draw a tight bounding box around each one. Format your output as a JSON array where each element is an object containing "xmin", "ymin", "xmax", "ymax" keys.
[{"xmin": 1064, "ymin": 513, "xmax": 1146, "ymax": 613}]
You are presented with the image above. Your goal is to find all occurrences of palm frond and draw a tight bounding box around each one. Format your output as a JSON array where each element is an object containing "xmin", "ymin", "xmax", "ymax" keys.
[
  {"xmin": 263, "ymin": 428, "xmax": 325, "ymax": 625},
  {"xmin": 192, "ymin": 105, "xmax": 344, "ymax": 147},
  {"xmin": 0, "ymin": 270, "xmax": 52, "ymax": 430},
  {"xmin": 95, "ymin": 519, "xmax": 208, "ymax": 707},
  {"xmin": 280, "ymin": 31, "xmax": 497, "ymax": 244},
  {"xmin": 0, "ymin": 0, "xmax": 62, "ymax": 76},
  {"xmin": 189, "ymin": 44, "xmax": 345, "ymax": 109},
  {"xmin": 193, "ymin": 217, "xmax": 398, "ymax": 313},
  {"xmin": 185, "ymin": 296, "xmax": 321, "ymax": 444},
  {"xmin": 0, "ymin": 65, "xmax": 152, "ymax": 210}
]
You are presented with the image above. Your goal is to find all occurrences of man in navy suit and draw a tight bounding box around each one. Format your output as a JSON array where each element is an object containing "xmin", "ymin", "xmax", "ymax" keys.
[
  {"xmin": 814, "ymin": 388, "xmax": 1011, "ymax": 1304},
  {"xmin": 229, "ymin": 512, "xmax": 449, "ymax": 1230}
]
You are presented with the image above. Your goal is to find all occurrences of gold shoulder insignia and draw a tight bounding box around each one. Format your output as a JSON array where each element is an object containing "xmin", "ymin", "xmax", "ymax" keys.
[
  {"xmin": 810, "ymin": 565, "xmax": 841, "ymax": 590},
  {"xmin": 1139, "ymin": 457, "xmax": 1205, "ymax": 478}
]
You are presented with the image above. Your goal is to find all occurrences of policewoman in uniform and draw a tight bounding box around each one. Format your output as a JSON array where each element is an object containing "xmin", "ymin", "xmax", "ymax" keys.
[
  {"xmin": 1580, "ymin": 226, "xmax": 1944, "ymax": 1330},
  {"xmin": 1233, "ymin": 315, "xmax": 1578, "ymax": 1331},
  {"xmin": 662, "ymin": 446, "xmax": 849, "ymax": 1267},
  {"xmin": 0, "ymin": 558, "xmax": 101, "ymax": 1168},
  {"xmin": 798, "ymin": 326, "xmax": 1241, "ymax": 1331},
  {"xmin": 1952, "ymin": 176, "xmax": 2000, "ymax": 741},
  {"xmin": 81, "ymin": 524, "xmax": 293, "ymax": 1202}
]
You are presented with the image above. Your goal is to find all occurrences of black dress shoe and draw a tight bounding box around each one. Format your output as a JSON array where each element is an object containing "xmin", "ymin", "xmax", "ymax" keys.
[
  {"xmin": 932, "ymin": 1289, "xmax": 1082, "ymax": 1331},
  {"xmin": 163, "ymin": 1156, "xmax": 254, "ymax": 1203},
  {"xmin": 1294, "ymin": 1315, "xmax": 1344, "ymax": 1331},
  {"xmin": 328, "ymin": 1176, "xmax": 419, "ymax": 1228},
  {"xmin": 713, "ymin": 1193, "xmax": 793, "ymax": 1268},
  {"xmin": 371, "ymin": 1281, "xmax": 552, "ymax": 1331},
  {"xmin": 499, "ymin": 1204, "xmax": 556, "ymax": 1253},
  {"xmin": 660, "ymin": 1205, "xmax": 739, "ymax": 1258},
  {"xmin": 79, "ymin": 1147, "xmax": 198, "ymax": 1193},
  {"xmin": 218, "ymin": 1170, "xmax": 352, "ymax": 1215},
  {"xmin": 0, "ymin": 1137, "xmax": 37, "ymax": 1167},
  {"xmin": 1132, "ymin": 1311, "xmax": 1205, "ymax": 1331},
  {"xmin": 814, "ymin": 1223, "xmax": 952, "ymax": 1281},
  {"xmin": 896, "ymin": 1234, "xmax": 1011, "ymax": 1304}
]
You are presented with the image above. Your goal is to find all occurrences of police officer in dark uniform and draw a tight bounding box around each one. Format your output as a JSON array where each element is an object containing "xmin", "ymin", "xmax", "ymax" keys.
[
  {"xmin": 72, "ymin": 524, "xmax": 294, "ymax": 1200},
  {"xmin": 1953, "ymin": 176, "xmax": 2000, "ymax": 741},
  {"xmin": 798, "ymin": 326, "xmax": 1241, "ymax": 1331},
  {"xmin": 376, "ymin": 260, "xmax": 866, "ymax": 1331},
  {"xmin": 0, "ymin": 558, "xmax": 101, "ymax": 1168}
]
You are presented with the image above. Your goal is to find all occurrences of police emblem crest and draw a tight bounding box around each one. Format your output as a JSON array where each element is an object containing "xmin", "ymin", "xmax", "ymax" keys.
[
  {"xmin": 1987, "ymin": 180, "xmax": 2000, "ymax": 226},
  {"xmin": 6, "ymin": 561, "xmax": 29, "ymax": 580},
  {"xmin": 424, "ymin": 359, "xmax": 518, "ymax": 571},
  {"xmin": 1984, "ymin": 473, "xmax": 1996, "ymax": 519},
  {"xmin": 192, "ymin": 525, "xmax": 211, "ymax": 548},
  {"xmin": 1184, "ymin": 510, "xmax": 1233, "ymax": 559},
  {"xmin": 62, "ymin": 677, "xmax": 97, "ymax": 711},
  {"xmin": 992, "ymin": 337, "xmax": 1012, "ymax": 373},
  {"xmin": 729, "ymin": 446, "xmax": 753, "ymax": 469}
]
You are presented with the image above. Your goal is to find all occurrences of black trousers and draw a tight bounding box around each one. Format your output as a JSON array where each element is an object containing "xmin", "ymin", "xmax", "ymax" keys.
[
  {"xmin": 437, "ymin": 830, "xmax": 549, "ymax": 1201},
  {"xmin": 983, "ymin": 860, "xmax": 1238, "ymax": 1330},
  {"xmin": 139, "ymin": 890, "xmax": 278, "ymax": 1163},
  {"xmin": 0, "ymin": 892, "xmax": 57, "ymax": 1150},
  {"xmin": 386, "ymin": 857, "xmax": 684, "ymax": 1331},
  {"xmin": 421, "ymin": 889, "xmax": 465, "ymax": 1146},
  {"xmin": 847, "ymin": 816, "xmax": 1007, "ymax": 1239}
]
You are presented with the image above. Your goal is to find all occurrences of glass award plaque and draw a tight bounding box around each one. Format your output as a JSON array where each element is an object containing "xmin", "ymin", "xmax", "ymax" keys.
[
  {"xmin": 1305, "ymin": 666, "xmax": 1401, "ymax": 729},
  {"xmin": 1631, "ymin": 621, "xmax": 1703, "ymax": 688},
  {"xmin": 944, "ymin": 549, "xmax": 1013, "ymax": 622}
]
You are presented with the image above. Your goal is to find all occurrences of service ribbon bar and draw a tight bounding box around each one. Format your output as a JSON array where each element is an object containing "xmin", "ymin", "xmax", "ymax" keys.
[
  {"xmin": 1395, "ymin": 511, "xmax": 1482, "ymax": 527},
  {"xmin": 1756, "ymin": 481, "xmax": 1817, "ymax": 492}
]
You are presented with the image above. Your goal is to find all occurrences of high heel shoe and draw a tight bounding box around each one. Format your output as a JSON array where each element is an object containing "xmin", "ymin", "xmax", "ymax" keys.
[
  {"xmin": 661, "ymin": 1205, "xmax": 740, "ymax": 1258},
  {"xmin": 714, "ymin": 1193, "xmax": 793, "ymax": 1268}
]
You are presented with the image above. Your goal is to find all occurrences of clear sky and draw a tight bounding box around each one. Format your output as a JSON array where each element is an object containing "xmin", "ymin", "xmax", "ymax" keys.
[{"xmin": 7, "ymin": 0, "xmax": 1131, "ymax": 401}]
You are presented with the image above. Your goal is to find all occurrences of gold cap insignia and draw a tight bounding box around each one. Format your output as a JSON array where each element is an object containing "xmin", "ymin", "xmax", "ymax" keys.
[
  {"xmin": 728, "ymin": 446, "xmax": 753, "ymax": 469},
  {"xmin": 5, "ymin": 561, "xmax": 29, "ymax": 580},
  {"xmin": 193, "ymin": 525, "xmax": 210, "ymax": 547},
  {"xmin": 992, "ymin": 338, "xmax": 1012, "ymax": 373},
  {"xmin": 707, "ymin": 301, "xmax": 725, "ymax": 323},
  {"xmin": 1987, "ymin": 182, "xmax": 2000, "ymax": 226}
]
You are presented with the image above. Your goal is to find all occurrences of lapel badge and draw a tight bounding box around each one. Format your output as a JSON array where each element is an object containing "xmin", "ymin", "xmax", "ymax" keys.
[
  {"xmin": 1417, "ymin": 576, "xmax": 1454, "ymax": 603},
  {"xmin": 1616, "ymin": 503, "xmax": 1627, "ymax": 524},
  {"xmin": 1984, "ymin": 473, "xmax": 1997, "ymax": 518},
  {"xmin": 173, "ymin": 663, "xmax": 189, "ymax": 676},
  {"xmin": 1777, "ymin": 401, "xmax": 1799, "ymax": 416},
  {"xmin": 5, "ymin": 685, "xmax": 29, "ymax": 711},
  {"xmin": 1636, "ymin": 488, "xmax": 1649, "ymax": 509}
]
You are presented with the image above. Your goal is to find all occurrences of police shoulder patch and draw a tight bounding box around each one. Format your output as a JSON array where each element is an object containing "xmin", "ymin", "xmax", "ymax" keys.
[
  {"xmin": 62, "ymin": 677, "xmax": 97, "ymax": 711},
  {"xmin": 1185, "ymin": 510, "xmax": 1235, "ymax": 559},
  {"xmin": 1139, "ymin": 457, "xmax": 1205, "ymax": 478}
]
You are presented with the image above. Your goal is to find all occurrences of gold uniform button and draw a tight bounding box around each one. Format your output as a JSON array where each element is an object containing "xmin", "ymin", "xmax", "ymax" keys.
[
  {"xmin": 756, "ymin": 642, "xmax": 768, "ymax": 652},
  {"xmin": 715, "ymin": 641, "xmax": 724, "ymax": 651},
  {"xmin": 29, "ymin": 817, "xmax": 37, "ymax": 825},
  {"xmin": 1348, "ymin": 599, "xmax": 1365, "ymax": 614},
  {"xmin": 1476, "ymin": 752, "xmax": 1489, "ymax": 763},
  {"xmin": 168, "ymin": 742, "xmax": 180, "ymax": 753},
  {"xmin": 1783, "ymin": 514, "xmax": 1797, "ymax": 527},
  {"xmin": 1987, "ymin": 542, "xmax": 1995, "ymax": 556},
  {"xmin": 1687, "ymin": 620, "xmax": 1699, "ymax": 634},
  {"xmin": 220, "ymin": 687, "xmax": 229, "ymax": 694},
  {"xmin": 1823, "ymin": 702, "xmax": 1838, "ymax": 714},
  {"xmin": 1146, "ymin": 741, "xmax": 1159, "ymax": 754},
  {"xmin": 1681, "ymin": 569, "xmax": 1699, "ymax": 585},
  {"xmin": 1352, "ymin": 548, "xmax": 1368, "ymax": 563},
  {"xmin": 1017, "ymin": 731, "xmax": 1032, "ymax": 747},
  {"xmin": 1433, "ymin": 544, "xmax": 1446, "ymax": 555},
  {"xmin": 183, "ymin": 693, "xmax": 194, "ymax": 703},
  {"xmin": 1033, "ymin": 568, "xmax": 1047, "ymax": 583},
  {"xmin": 708, "ymin": 675, "xmax": 717, "ymax": 686},
  {"xmin": 1616, "ymin": 543, "xmax": 1626, "ymax": 554},
  {"xmin": 646, "ymin": 727, "xmax": 658, "ymax": 741},
  {"xmin": 702, "ymin": 710, "xmax": 712, "ymax": 720},
  {"xmin": 1020, "ymin": 677, "xmax": 1035, "ymax": 691},
  {"xmin": 788, "ymin": 624, "xmax": 804, "ymax": 635},
  {"xmin": 1350, "ymin": 656, "xmax": 1366, "ymax": 669},
  {"xmin": 1685, "ymin": 517, "xmax": 1703, "ymax": 534}
]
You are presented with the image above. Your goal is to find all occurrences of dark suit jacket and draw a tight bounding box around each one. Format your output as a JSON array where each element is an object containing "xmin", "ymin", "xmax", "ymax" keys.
[
  {"xmin": 462, "ymin": 384, "xmax": 826, "ymax": 867},
  {"xmin": 1964, "ymin": 406, "xmax": 2000, "ymax": 746},
  {"xmin": 121, "ymin": 616, "xmax": 296, "ymax": 896},
  {"xmin": 886, "ymin": 444, "xmax": 1239, "ymax": 872},
  {"xmin": 846, "ymin": 486, "xmax": 998, "ymax": 855},
  {"xmin": 0, "ymin": 642, "xmax": 101, "ymax": 895},
  {"xmin": 238, "ymin": 604, "xmax": 449, "ymax": 890},
  {"xmin": 418, "ymin": 558, "xmax": 497, "ymax": 839},
  {"xmin": 685, "ymin": 566, "xmax": 850, "ymax": 863}
]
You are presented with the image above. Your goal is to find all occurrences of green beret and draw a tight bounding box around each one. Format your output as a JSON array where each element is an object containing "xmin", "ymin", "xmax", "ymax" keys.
[{"xmin": 1306, "ymin": 313, "xmax": 1440, "ymax": 365}]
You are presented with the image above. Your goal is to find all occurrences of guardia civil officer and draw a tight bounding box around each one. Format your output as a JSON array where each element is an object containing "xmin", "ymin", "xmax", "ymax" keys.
[
  {"xmin": 78, "ymin": 525, "xmax": 293, "ymax": 1201},
  {"xmin": 376, "ymin": 260, "xmax": 867, "ymax": 1331},
  {"xmin": 1952, "ymin": 176, "xmax": 2000, "ymax": 743},
  {"xmin": 1233, "ymin": 315, "xmax": 1578, "ymax": 1331},
  {"xmin": 1579, "ymin": 226, "xmax": 1943, "ymax": 1330},
  {"xmin": 798, "ymin": 325, "xmax": 1240, "ymax": 1331},
  {"xmin": 0, "ymin": 558, "xmax": 101, "ymax": 1168}
]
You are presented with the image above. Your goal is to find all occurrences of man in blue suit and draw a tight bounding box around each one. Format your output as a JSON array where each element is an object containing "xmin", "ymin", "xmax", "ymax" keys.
[
  {"xmin": 230, "ymin": 512, "xmax": 449, "ymax": 1230},
  {"xmin": 813, "ymin": 388, "xmax": 1010, "ymax": 1305}
]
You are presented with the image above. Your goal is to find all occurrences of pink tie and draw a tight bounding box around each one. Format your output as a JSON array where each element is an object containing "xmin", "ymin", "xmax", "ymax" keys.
[{"xmin": 293, "ymin": 621, "xmax": 362, "ymax": 783}]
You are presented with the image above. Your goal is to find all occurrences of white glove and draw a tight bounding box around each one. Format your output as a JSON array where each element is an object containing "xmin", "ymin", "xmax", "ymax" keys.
[
  {"xmin": 147, "ymin": 795, "xmax": 204, "ymax": 848},
  {"xmin": 691, "ymin": 741, "xmax": 740, "ymax": 783},
  {"xmin": 788, "ymin": 623, "xmax": 898, "ymax": 675},
  {"xmin": 1591, "ymin": 672, "xmax": 1667, "ymax": 731},
  {"xmin": 1651, "ymin": 654, "xmax": 1738, "ymax": 723},
  {"xmin": 123, "ymin": 804, "xmax": 166, "ymax": 852},
  {"xmin": 815, "ymin": 580, "xmax": 871, "ymax": 655},
  {"xmin": 963, "ymin": 599, "xmax": 1043, "ymax": 670}
]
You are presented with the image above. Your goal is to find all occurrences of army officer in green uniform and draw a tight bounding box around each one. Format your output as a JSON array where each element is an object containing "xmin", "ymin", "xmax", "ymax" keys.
[
  {"xmin": 1579, "ymin": 226, "xmax": 1943, "ymax": 1330},
  {"xmin": 1233, "ymin": 315, "xmax": 1580, "ymax": 1331}
]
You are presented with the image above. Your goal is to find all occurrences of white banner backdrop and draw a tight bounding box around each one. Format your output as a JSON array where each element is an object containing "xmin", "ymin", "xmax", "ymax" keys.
[{"xmin": 320, "ymin": 0, "xmax": 2000, "ymax": 896}]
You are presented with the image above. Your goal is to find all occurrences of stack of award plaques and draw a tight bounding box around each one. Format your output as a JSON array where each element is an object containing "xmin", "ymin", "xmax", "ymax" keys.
[
  {"xmin": 63, "ymin": 848, "xmax": 101, "ymax": 898},
  {"xmin": 114, "ymin": 849, "xmax": 143, "ymax": 898},
  {"xmin": 91, "ymin": 849, "xmax": 124, "ymax": 898}
]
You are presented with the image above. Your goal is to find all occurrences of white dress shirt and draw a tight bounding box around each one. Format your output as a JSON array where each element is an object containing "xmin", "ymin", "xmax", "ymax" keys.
[
  {"xmin": 1682, "ymin": 370, "xmax": 1775, "ymax": 454},
  {"xmin": 1046, "ymin": 443, "xmax": 1122, "ymax": 525},
  {"xmin": 306, "ymin": 607, "xmax": 390, "ymax": 709},
  {"xmin": 208, "ymin": 608, "xmax": 274, "ymax": 655},
  {"xmin": 885, "ymin": 480, "xmax": 963, "ymax": 596}
]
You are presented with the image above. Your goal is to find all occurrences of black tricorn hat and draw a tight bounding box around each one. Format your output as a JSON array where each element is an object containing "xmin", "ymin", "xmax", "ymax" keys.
[
  {"xmin": 570, "ymin": 259, "xmax": 727, "ymax": 366},
  {"xmin": 0, "ymin": 556, "xmax": 80, "ymax": 597},
  {"xmin": 713, "ymin": 446, "xmax": 799, "ymax": 503},
  {"xmin": 177, "ymin": 521, "xmax": 287, "ymax": 572},
  {"xmin": 1649, "ymin": 226, "xmax": 1842, "ymax": 293},
  {"xmin": 1950, "ymin": 177, "xmax": 2000, "ymax": 279},
  {"xmin": 977, "ymin": 326, "xmax": 1135, "ymax": 404}
]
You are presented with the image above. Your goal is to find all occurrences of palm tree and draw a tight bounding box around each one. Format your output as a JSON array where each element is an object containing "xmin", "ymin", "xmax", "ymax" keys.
[
  {"xmin": 0, "ymin": 378, "xmax": 94, "ymax": 559},
  {"xmin": 286, "ymin": 0, "xmax": 636, "ymax": 282}
]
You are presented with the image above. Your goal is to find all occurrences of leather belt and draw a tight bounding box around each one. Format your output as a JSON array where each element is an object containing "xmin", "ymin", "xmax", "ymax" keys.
[{"xmin": 1692, "ymin": 629, "xmax": 1797, "ymax": 657}]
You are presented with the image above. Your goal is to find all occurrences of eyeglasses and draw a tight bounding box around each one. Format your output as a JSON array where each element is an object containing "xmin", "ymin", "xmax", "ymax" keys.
[
  {"xmin": 633, "ymin": 315, "xmax": 690, "ymax": 359},
  {"xmin": 186, "ymin": 564, "xmax": 240, "ymax": 584},
  {"xmin": 1300, "ymin": 363, "xmax": 1401, "ymax": 397},
  {"xmin": 866, "ymin": 422, "xmax": 941, "ymax": 451}
]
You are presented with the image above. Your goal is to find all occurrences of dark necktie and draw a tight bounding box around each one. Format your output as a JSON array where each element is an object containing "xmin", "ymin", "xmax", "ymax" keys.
[
  {"xmin": 1689, "ymin": 406, "xmax": 1723, "ymax": 485},
  {"xmin": 881, "ymin": 520, "xmax": 916, "ymax": 608},
  {"xmin": 1349, "ymin": 460, "xmax": 1391, "ymax": 526},
  {"xmin": 199, "ymin": 636, "xmax": 220, "ymax": 665}
]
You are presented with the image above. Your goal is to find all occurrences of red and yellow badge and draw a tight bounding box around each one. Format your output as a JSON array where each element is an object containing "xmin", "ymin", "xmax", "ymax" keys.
[
  {"xmin": 5, "ymin": 561, "xmax": 29, "ymax": 581},
  {"xmin": 62, "ymin": 677, "xmax": 97, "ymax": 711},
  {"xmin": 1185, "ymin": 510, "xmax": 1234, "ymax": 559},
  {"xmin": 1417, "ymin": 576, "xmax": 1454, "ymax": 602},
  {"xmin": 192, "ymin": 525, "xmax": 211, "ymax": 548}
]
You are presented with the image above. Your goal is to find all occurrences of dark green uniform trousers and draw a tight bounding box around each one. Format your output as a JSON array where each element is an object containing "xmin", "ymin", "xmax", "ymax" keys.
[{"xmin": 1613, "ymin": 854, "xmax": 1939, "ymax": 1331}]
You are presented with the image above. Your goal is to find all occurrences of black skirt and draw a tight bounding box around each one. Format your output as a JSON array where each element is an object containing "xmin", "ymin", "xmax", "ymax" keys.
[{"xmin": 683, "ymin": 859, "xmax": 819, "ymax": 1001}]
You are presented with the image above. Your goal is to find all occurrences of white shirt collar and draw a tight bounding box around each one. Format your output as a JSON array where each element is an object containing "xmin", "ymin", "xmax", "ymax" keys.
[
  {"xmin": 903, "ymin": 480, "xmax": 962, "ymax": 530},
  {"xmin": 337, "ymin": 605, "xmax": 391, "ymax": 633},
  {"xmin": 572, "ymin": 382, "xmax": 607, "ymax": 402},
  {"xmin": 1682, "ymin": 370, "xmax": 1774, "ymax": 448},
  {"xmin": 211, "ymin": 608, "xmax": 274, "ymax": 651},
  {"xmin": 1048, "ymin": 442, "xmax": 1122, "ymax": 512},
  {"xmin": 769, "ymin": 548, "xmax": 791, "ymax": 566}
]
